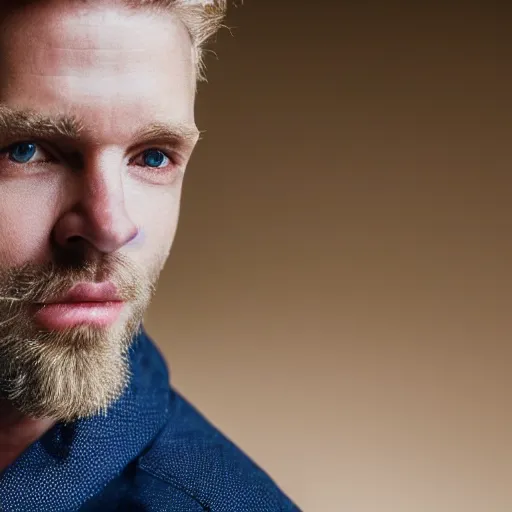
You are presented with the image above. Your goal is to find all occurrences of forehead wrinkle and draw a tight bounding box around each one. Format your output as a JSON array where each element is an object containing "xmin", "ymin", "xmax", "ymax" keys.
[{"xmin": 27, "ymin": 3, "xmax": 189, "ymax": 52}]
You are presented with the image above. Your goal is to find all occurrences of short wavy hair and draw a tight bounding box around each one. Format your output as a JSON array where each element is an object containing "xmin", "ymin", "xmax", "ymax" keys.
[{"xmin": 127, "ymin": 0, "xmax": 228, "ymax": 81}]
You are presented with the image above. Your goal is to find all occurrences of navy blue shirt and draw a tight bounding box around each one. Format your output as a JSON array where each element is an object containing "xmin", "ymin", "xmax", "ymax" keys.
[{"xmin": 0, "ymin": 326, "xmax": 301, "ymax": 511}]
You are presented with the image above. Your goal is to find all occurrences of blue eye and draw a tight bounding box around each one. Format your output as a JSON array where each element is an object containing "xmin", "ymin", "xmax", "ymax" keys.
[
  {"xmin": 142, "ymin": 149, "xmax": 169, "ymax": 168},
  {"xmin": 9, "ymin": 142, "xmax": 37, "ymax": 163}
]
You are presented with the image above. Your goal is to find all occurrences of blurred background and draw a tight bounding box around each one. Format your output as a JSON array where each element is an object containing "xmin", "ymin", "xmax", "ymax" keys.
[{"xmin": 143, "ymin": 2, "xmax": 510, "ymax": 511}]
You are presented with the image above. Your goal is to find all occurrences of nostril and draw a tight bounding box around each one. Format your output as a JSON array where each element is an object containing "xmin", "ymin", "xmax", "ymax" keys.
[{"xmin": 127, "ymin": 228, "xmax": 139, "ymax": 245}]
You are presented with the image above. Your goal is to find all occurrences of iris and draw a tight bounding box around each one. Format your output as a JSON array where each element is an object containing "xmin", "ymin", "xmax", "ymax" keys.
[
  {"xmin": 143, "ymin": 149, "xmax": 167, "ymax": 168},
  {"xmin": 9, "ymin": 142, "xmax": 37, "ymax": 163}
]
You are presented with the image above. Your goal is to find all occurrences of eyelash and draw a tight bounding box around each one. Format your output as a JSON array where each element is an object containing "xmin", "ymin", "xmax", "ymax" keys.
[{"xmin": 0, "ymin": 141, "xmax": 178, "ymax": 170}]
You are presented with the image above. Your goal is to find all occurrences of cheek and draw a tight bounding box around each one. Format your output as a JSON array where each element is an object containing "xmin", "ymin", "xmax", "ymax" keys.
[
  {"xmin": 129, "ymin": 188, "xmax": 181, "ymax": 269},
  {"xmin": 0, "ymin": 191, "xmax": 55, "ymax": 266},
  {"xmin": 0, "ymin": 219, "xmax": 51, "ymax": 266}
]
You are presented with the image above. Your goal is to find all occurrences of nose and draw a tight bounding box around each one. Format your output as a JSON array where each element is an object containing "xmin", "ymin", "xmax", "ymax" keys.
[{"xmin": 52, "ymin": 152, "xmax": 139, "ymax": 255}]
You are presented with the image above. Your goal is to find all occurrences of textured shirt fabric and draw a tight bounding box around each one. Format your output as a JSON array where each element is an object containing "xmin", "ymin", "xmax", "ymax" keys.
[{"xmin": 0, "ymin": 326, "xmax": 301, "ymax": 511}]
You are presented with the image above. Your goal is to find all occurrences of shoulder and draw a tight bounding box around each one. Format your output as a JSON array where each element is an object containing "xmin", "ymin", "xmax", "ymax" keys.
[{"xmin": 136, "ymin": 388, "xmax": 300, "ymax": 512}]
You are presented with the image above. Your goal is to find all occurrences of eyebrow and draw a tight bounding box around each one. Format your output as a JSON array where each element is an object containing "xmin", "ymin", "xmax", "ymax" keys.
[
  {"xmin": 0, "ymin": 105, "xmax": 200, "ymax": 149},
  {"xmin": 0, "ymin": 105, "xmax": 83, "ymax": 140},
  {"xmin": 131, "ymin": 122, "xmax": 200, "ymax": 149}
]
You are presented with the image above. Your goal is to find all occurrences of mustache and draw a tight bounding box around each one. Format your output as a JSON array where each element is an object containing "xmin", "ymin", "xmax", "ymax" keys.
[{"xmin": 0, "ymin": 252, "xmax": 146, "ymax": 306}]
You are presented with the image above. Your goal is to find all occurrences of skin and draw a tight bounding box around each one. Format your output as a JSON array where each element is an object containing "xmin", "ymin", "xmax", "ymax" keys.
[{"xmin": 0, "ymin": 0, "xmax": 198, "ymax": 472}]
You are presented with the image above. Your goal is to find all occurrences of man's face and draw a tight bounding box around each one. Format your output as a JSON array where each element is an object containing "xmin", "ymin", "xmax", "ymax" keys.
[{"xmin": 0, "ymin": 1, "xmax": 198, "ymax": 422}]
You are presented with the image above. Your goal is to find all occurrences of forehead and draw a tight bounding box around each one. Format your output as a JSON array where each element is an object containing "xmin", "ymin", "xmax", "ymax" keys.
[{"xmin": 0, "ymin": 2, "xmax": 196, "ymax": 141}]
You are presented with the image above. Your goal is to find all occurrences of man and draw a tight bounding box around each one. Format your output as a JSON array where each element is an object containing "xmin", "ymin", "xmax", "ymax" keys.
[{"xmin": 0, "ymin": 0, "xmax": 300, "ymax": 510}]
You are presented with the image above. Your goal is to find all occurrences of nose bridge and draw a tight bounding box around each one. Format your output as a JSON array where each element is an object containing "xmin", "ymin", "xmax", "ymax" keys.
[
  {"xmin": 75, "ymin": 149, "xmax": 138, "ymax": 253},
  {"xmin": 83, "ymin": 151, "xmax": 126, "ymax": 226}
]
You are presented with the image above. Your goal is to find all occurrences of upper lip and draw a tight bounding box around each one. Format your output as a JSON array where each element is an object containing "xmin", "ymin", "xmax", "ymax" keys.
[{"xmin": 45, "ymin": 282, "xmax": 122, "ymax": 304}]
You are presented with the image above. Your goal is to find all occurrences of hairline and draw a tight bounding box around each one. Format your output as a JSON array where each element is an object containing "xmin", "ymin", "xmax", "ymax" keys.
[{"xmin": 0, "ymin": 0, "xmax": 227, "ymax": 83}]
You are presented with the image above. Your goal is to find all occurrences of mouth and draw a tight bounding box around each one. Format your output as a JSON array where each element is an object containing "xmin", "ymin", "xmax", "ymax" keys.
[
  {"xmin": 46, "ymin": 281, "xmax": 123, "ymax": 304},
  {"xmin": 32, "ymin": 300, "xmax": 125, "ymax": 330}
]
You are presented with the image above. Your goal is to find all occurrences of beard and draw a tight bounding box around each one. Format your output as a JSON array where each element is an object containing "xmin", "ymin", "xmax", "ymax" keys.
[{"xmin": 0, "ymin": 252, "xmax": 159, "ymax": 423}]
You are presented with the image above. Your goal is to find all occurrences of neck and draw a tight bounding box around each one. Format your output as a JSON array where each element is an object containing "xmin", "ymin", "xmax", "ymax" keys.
[{"xmin": 0, "ymin": 400, "xmax": 56, "ymax": 473}]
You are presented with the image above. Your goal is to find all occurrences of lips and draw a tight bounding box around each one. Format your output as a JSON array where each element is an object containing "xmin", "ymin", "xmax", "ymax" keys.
[
  {"xmin": 31, "ymin": 282, "xmax": 125, "ymax": 330},
  {"xmin": 44, "ymin": 282, "xmax": 122, "ymax": 304},
  {"xmin": 30, "ymin": 281, "xmax": 126, "ymax": 330},
  {"xmin": 32, "ymin": 301, "xmax": 125, "ymax": 330}
]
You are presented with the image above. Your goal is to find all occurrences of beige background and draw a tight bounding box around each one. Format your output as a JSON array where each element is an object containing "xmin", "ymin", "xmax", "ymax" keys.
[{"xmin": 143, "ymin": 2, "xmax": 511, "ymax": 511}]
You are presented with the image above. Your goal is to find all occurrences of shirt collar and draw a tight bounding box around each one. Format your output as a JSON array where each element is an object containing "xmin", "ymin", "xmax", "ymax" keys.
[{"xmin": 0, "ymin": 325, "xmax": 170, "ymax": 511}]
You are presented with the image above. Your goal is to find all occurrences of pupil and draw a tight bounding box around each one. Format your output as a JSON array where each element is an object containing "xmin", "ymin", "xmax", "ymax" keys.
[
  {"xmin": 144, "ymin": 149, "xmax": 165, "ymax": 168},
  {"xmin": 10, "ymin": 142, "xmax": 36, "ymax": 163}
]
